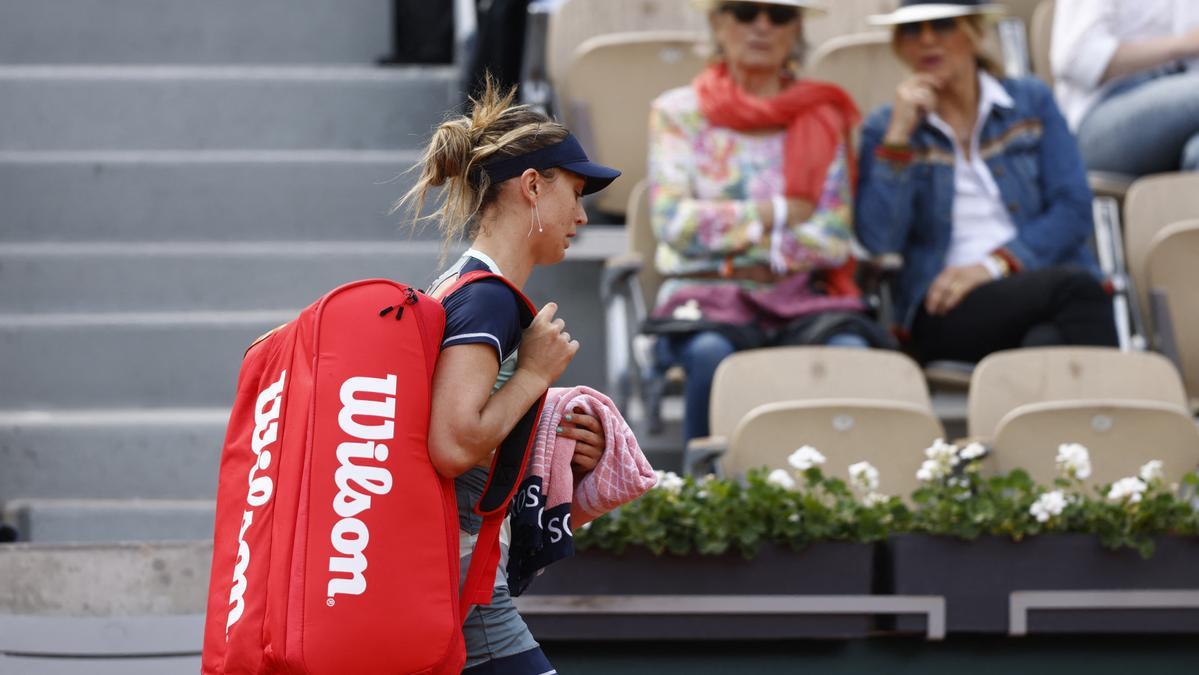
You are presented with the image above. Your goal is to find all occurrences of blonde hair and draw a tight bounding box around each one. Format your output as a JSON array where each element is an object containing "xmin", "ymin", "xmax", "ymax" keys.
[
  {"xmin": 891, "ymin": 15, "xmax": 1004, "ymax": 78},
  {"xmin": 396, "ymin": 76, "xmax": 570, "ymax": 250}
]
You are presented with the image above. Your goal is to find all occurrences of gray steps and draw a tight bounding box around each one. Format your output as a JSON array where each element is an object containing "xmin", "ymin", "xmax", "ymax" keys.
[
  {"xmin": 0, "ymin": 242, "xmax": 448, "ymax": 312},
  {"xmin": 0, "ymin": 410, "xmax": 226, "ymax": 501},
  {"xmin": 5, "ymin": 499, "xmax": 216, "ymax": 543},
  {"xmin": 0, "ymin": 0, "xmax": 391, "ymax": 65},
  {"xmin": 0, "ymin": 151, "xmax": 423, "ymax": 241},
  {"xmin": 0, "ymin": 232, "xmax": 623, "ymax": 312},
  {"xmin": 0, "ymin": 256, "xmax": 612, "ymax": 409},
  {"xmin": 0, "ymin": 540, "xmax": 210, "ymax": 613},
  {"xmin": 0, "ymin": 311, "xmax": 287, "ymax": 409},
  {"xmin": 0, "ymin": 66, "xmax": 457, "ymax": 151}
]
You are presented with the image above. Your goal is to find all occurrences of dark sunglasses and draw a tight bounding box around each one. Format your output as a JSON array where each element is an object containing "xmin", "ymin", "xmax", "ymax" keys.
[
  {"xmin": 896, "ymin": 17, "xmax": 960, "ymax": 39},
  {"xmin": 720, "ymin": 2, "xmax": 800, "ymax": 26}
]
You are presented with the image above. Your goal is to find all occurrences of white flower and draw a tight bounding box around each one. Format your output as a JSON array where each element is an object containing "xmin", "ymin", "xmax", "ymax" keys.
[
  {"xmin": 767, "ymin": 468, "xmax": 797, "ymax": 490},
  {"xmin": 960, "ymin": 442, "xmax": 987, "ymax": 461},
  {"xmin": 915, "ymin": 459, "xmax": 940, "ymax": 483},
  {"xmin": 1029, "ymin": 490, "xmax": 1068, "ymax": 523},
  {"xmin": 848, "ymin": 461, "xmax": 880, "ymax": 493},
  {"xmin": 924, "ymin": 438, "xmax": 961, "ymax": 467},
  {"xmin": 787, "ymin": 445, "xmax": 826, "ymax": 471},
  {"xmin": 1055, "ymin": 443, "xmax": 1093, "ymax": 480},
  {"xmin": 863, "ymin": 492, "xmax": 890, "ymax": 507},
  {"xmin": 1139, "ymin": 460, "xmax": 1164, "ymax": 483},
  {"xmin": 671, "ymin": 299, "xmax": 702, "ymax": 321},
  {"xmin": 654, "ymin": 470, "xmax": 684, "ymax": 494},
  {"xmin": 787, "ymin": 512, "xmax": 801, "ymax": 523},
  {"xmin": 1107, "ymin": 476, "xmax": 1148, "ymax": 504}
]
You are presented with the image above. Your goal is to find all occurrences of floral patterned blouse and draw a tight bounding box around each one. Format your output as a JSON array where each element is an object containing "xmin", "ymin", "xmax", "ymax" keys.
[{"xmin": 648, "ymin": 84, "xmax": 854, "ymax": 302}]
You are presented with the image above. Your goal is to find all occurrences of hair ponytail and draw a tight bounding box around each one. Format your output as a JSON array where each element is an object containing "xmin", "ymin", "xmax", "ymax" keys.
[{"xmin": 395, "ymin": 75, "xmax": 570, "ymax": 256}]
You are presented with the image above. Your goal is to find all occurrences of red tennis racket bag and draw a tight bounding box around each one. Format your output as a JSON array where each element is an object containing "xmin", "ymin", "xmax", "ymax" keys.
[{"xmin": 201, "ymin": 273, "xmax": 543, "ymax": 675}]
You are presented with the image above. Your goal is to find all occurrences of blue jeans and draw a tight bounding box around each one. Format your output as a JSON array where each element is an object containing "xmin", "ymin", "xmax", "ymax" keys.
[
  {"xmin": 656, "ymin": 331, "xmax": 870, "ymax": 442},
  {"xmin": 1078, "ymin": 71, "xmax": 1199, "ymax": 176}
]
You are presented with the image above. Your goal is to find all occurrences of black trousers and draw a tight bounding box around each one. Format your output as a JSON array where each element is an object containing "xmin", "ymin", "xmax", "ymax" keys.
[{"xmin": 911, "ymin": 266, "xmax": 1118, "ymax": 364}]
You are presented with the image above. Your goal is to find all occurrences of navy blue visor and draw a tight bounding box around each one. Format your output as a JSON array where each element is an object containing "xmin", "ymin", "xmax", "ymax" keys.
[{"xmin": 480, "ymin": 134, "xmax": 620, "ymax": 195}]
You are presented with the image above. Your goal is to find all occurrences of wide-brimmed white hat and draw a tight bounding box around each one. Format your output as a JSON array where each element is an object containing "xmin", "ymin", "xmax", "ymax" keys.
[
  {"xmin": 868, "ymin": 0, "xmax": 1005, "ymax": 26},
  {"xmin": 692, "ymin": 0, "xmax": 828, "ymax": 15}
]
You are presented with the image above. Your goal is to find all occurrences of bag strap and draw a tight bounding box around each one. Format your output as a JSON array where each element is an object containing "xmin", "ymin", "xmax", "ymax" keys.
[{"xmin": 435, "ymin": 268, "xmax": 547, "ymax": 617}]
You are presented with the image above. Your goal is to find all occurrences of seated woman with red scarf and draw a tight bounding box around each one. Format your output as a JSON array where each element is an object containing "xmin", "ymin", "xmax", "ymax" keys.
[{"xmin": 647, "ymin": 0, "xmax": 891, "ymax": 443}]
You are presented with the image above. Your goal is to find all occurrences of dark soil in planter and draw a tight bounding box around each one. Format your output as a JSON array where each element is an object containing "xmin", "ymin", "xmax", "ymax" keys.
[
  {"xmin": 519, "ymin": 541, "xmax": 875, "ymax": 640},
  {"xmin": 887, "ymin": 534, "xmax": 1199, "ymax": 634}
]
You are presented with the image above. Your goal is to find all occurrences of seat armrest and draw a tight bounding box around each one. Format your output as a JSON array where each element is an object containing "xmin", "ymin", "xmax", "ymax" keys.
[
  {"xmin": 683, "ymin": 436, "xmax": 728, "ymax": 477},
  {"xmin": 600, "ymin": 252, "xmax": 643, "ymax": 301},
  {"xmin": 1087, "ymin": 171, "xmax": 1135, "ymax": 201}
]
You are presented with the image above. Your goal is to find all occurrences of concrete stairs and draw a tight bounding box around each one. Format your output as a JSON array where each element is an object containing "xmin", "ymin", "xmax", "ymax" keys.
[{"xmin": 0, "ymin": 1, "xmax": 548, "ymax": 544}]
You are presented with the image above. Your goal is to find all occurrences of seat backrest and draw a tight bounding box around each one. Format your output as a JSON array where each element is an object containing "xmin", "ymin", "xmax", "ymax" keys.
[
  {"xmin": 967, "ymin": 347, "xmax": 1189, "ymax": 438},
  {"xmin": 562, "ymin": 31, "xmax": 708, "ymax": 214},
  {"xmin": 1029, "ymin": 0, "xmax": 1055, "ymax": 84},
  {"xmin": 802, "ymin": 0, "xmax": 897, "ymax": 48},
  {"xmin": 1124, "ymin": 172, "xmax": 1199, "ymax": 331},
  {"xmin": 1001, "ymin": 0, "xmax": 1044, "ymax": 30},
  {"xmin": 1146, "ymin": 219, "xmax": 1199, "ymax": 409},
  {"xmin": 726, "ymin": 400, "xmax": 942, "ymax": 497},
  {"xmin": 625, "ymin": 178, "xmax": 664, "ymax": 311},
  {"xmin": 807, "ymin": 32, "xmax": 908, "ymax": 117},
  {"xmin": 992, "ymin": 400, "xmax": 1199, "ymax": 490},
  {"xmin": 709, "ymin": 346, "xmax": 932, "ymax": 438},
  {"xmin": 548, "ymin": 0, "xmax": 707, "ymax": 111}
]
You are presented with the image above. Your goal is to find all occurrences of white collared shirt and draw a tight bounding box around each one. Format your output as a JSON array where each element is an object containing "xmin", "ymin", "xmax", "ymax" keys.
[
  {"xmin": 1051, "ymin": 0, "xmax": 1199, "ymax": 130},
  {"xmin": 927, "ymin": 72, "xmax": 1018, "ymax": 278}
]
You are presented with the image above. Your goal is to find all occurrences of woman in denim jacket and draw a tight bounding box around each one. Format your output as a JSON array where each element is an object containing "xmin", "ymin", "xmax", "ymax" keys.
[{"xmin": 856, "ymin": 0, "xmax": 1117, "ymax": 364}]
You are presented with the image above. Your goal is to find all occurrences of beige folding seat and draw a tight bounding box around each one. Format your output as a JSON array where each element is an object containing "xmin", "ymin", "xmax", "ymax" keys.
[
  {"xmin": 990, "ymin": 400, "xmax": 1199, "ymax": 490},
  {"xmin": 603, "ymin": 178, "xmax": 679, "ymax": 429},
  {"xmin": 967, "ymin": 347, "xmax": 1188, "ymax": 439},
  {"xmin": 683, "ymin": 348, "xmax": 944, "ymax": 484},
  {"xmin": 802, "ymin": 0, "xmax": 897, "ymax": 49},
  {"xmin": 726, "ymin": 400, "xmax": 941, "ymax": 498},
  {"xmin": 560, "ymin": 31, "xmax": 708, "ymax": 215},
  {"xmin": 969, "ymin": 348, "xmax": 1199, "ymax": 490},
  {"xmin": 1146, "ymin": 219, "xmax": 1199, "ymax": 411},
  {"xmin": 1124, "ymin": 173, "xmax": 1199, "ymax": 346},
  {"xmin": 547, "ymin": 0, "xmax": 706, "ymax": 118},
  {"xmin": 807, "ymin": 32, "xmax": 908, "ymax": 117},
  {"xmin": 1029, "ymin": 0, "xmax": 1054, "ymax": 84}
]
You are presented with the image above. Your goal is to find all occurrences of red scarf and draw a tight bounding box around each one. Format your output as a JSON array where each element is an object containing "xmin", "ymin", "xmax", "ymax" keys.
[{"xmin": 694, "ymin": 63, "xmax": 862, "ymax": 296}]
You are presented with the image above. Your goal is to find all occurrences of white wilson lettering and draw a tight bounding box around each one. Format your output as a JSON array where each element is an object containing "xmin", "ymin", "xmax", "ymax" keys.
[
  {"xmin": 226, "ymin": 370, "xmax": 286, "ymax": 635},
  {"xmin": 327, "ymin": 374, "xmax": 397, "ymax": 599}
]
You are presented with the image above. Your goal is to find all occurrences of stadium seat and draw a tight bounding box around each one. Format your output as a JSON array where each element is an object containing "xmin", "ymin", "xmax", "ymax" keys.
[
  {"xmin": 688, "ymin": 347, "xmax": 943, "ymax": 476},
  {"xmin": 991, "ymin": 399, "xmax": 1199, "ymax": 489},
  {"xmin": 546, "ymin": 0, "xmax": 706, "ymax": 115},
  {"xmin": 1145, "ymin": 219, "xmax": 1199, "ymax": 411},
  {"xmin": 1123, "ymin": 173, "xmax": 1199, "ymax": 346},
  {"xmin": 1029, "ymin": 0, "xmax": 1054, "ymax": 84},
  {"xmin": 602, "ymin": 177, "xmax": 675, "ymax": 427},
  {"xmin": 976, "ymin": 348, "xmax": 1199, "ymax": 489},
  {"xmin": 560, "ymin": 31, "xmax": 708, "ymax": 215},
  {"xmin": 726, "ymin": 399, "xmax": 940, "ymax": 497},
  {"xmin": 967, "ymin": 347, "xmax": 1189, "ymax": 439},
  {"xmin": 807, "ymin": 31, "xmax": 907, "ymax": 117}
]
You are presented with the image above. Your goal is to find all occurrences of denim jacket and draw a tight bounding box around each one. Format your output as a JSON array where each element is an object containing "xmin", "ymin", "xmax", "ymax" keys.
[{"xmin": 855, "ymin": 76, "xmax": 1099, "ymax": 329}]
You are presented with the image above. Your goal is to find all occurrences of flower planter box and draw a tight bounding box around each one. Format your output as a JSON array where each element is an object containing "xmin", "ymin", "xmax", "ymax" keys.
[
  {"xmin": 519, "ymin": 541, "xmax": 875, "ymax": 640},
  {"xmin": 887, "ymin": 534, "xmax": 1199, "ymax": 634}
]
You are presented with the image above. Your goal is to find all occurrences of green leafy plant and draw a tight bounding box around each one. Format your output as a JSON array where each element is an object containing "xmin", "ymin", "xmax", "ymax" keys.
[
  {"xmin": 576, "ymin": 449, "xmax": 907, "ymax": 558},
  {"xmin": 575, "ymin": 441, "xmax": 1199, "ymax": 559}
]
